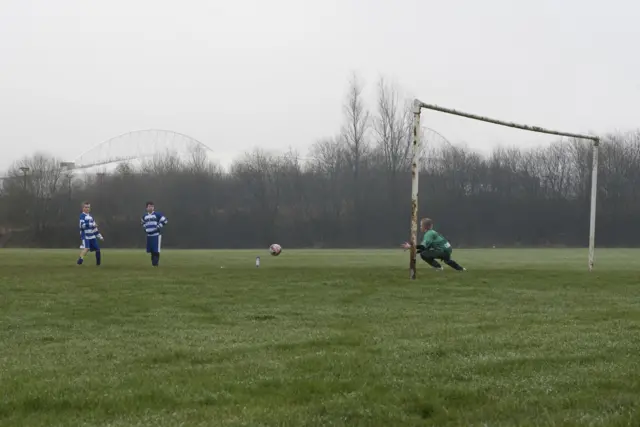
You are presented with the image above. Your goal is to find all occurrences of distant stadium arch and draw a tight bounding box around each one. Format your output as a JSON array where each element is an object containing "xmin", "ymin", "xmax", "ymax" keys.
[{"xmin": 69, "ymin": 129, "xmax": 214, "ymax": 170}]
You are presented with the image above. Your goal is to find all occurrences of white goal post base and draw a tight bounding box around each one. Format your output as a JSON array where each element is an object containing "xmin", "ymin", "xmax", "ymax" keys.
[{"xmin": 409, "ymin": 99, "xmax": 600, "ymax": 279}]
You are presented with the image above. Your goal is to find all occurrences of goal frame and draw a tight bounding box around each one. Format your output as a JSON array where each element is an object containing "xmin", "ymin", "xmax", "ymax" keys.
[{"xmin": 409, "ymin": 99, "xmax": 600, "ymax": 279}]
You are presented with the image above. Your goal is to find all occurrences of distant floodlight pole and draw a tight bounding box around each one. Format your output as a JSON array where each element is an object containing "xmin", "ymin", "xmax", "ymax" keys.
[
  {"xmin": 19, "ymin": 167, "xmax": 29, "ymax": 190},
  {"xmin": 409, "ymin": 100, "xmax": 600, "ymax": 278},
  {"xmin": 60, "ymin": 162, "xmax": 75, "ymax": 200}
]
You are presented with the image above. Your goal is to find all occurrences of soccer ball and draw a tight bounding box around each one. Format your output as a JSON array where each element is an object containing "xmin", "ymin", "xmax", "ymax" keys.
[{"xmin": 269, "ymin": 243, "xmax": 282, "ymax": 256}]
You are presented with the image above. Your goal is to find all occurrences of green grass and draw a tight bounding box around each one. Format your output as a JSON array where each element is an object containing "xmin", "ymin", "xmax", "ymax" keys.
[{"xmin": 1, "ymin": 248, "xmax": 640, "ymax": 426}]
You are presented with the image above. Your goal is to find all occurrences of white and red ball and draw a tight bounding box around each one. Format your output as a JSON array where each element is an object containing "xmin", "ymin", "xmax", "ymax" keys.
[{"xmin": 269, "ymin": 243, "xmax": 282, "ymax": 256}]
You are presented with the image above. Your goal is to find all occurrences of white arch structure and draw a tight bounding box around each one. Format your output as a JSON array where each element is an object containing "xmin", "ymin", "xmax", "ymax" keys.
[{"xmin": 66, "ymin": 129, "xmax": 214, "ymax": 170}]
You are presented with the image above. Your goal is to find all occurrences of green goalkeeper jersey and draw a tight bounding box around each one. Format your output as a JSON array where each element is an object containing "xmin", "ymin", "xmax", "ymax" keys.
[{"xmin": 421, "ymin": 229, "xmax": 452, "ymax": 252}]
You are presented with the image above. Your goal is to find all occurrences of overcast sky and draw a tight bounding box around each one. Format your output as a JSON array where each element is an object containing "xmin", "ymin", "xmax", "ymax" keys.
[{"xmin": 1, "ymin": 0, "xmax": 638, "ymax": 172}]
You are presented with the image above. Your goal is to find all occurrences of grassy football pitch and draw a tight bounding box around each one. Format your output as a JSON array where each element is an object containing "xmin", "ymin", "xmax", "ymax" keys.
[{"xmin": 1, "ymin": 248, "xmax": 640, "ymax": 426}]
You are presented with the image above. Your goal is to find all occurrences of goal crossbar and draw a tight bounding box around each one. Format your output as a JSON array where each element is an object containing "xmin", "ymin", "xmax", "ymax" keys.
[{"xmin": 409, "ymin": 99, "xmax": 600, "ymax": 279}]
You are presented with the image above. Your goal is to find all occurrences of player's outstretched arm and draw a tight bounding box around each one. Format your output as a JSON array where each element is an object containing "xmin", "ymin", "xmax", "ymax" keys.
[{"xmin": 401, "ymin": 241, "xmax": 426, "ymax": 253}]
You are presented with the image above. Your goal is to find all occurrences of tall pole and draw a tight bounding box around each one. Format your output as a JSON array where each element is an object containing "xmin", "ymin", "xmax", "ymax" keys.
[
  {"xmin": 19, "ymin": 167, "xmax": 29, "ymax": 190},
  {"xmin": 409, "ymin": 100, "xmax": 421, "ymax": 280},
  {"xmin": 588, "ymin": 139, "xmax": 599, "ymax": 271},
  {"xmin": 60, "ymin": 162, "xmax": 75, "ymax": 201}
]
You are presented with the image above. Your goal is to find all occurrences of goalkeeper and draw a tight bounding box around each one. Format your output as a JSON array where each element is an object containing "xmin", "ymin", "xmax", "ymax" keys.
[{"xmin": 403, "ymin": 218, "xmax": 466, "ymax": 271}]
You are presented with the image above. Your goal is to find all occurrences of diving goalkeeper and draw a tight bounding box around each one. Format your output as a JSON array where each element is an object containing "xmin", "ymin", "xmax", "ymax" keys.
[{"xmin": 402, "ymin": 218, "xmax": 466, "ymax": 271}]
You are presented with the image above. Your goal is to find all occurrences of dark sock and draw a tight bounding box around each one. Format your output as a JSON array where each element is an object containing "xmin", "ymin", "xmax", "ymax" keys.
[
  {"xmin": 151, "ymin": 253, "xmax": 159, "ymax": 266},
  {"xmin": 95, "ymin": 250, "xmax": 101, "ymax": 266},
  {"xmin": 444, "ymin": 258, "xmax": 464, "ymax": 271},
  {"xmin": 77, "ymin": 257, "xmax": 83, "ymax": 265}
]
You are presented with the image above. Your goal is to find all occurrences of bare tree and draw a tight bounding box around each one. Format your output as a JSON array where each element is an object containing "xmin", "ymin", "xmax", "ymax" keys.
[
  {"xmin": 185, "ymin": 143, "xmax": 210, "ymax": 174},
  {"xmin": 373, "ymin": 77, "xmax": 411, "ymax": 174},
  {"xmin": 310, "ymin": 136, "xmax": 346, "ymax": 177},
  {"xmin": 15, "ymin": 153, "xmax": 64, "ymax": 200},
  {"xmin": 372, "ymin": 78, "xmax": 412, "ymax": 206},
  {"xmin": 2, "ymin": 71, "xmax": 640, "ymax": 250},
  {"xmin": 340, "ymin": 73, "xmax": 371, "ymax": 240},
  {"xmin": 5, "ymin": 153, "xmax": 65, "ymax": 237},
  {"xmin": 341, "ymin": 73, "xmax": 370, "ymax": 178},
  {"xmin": 231, "ymin": 149, "xmax": 282, "ymax": 244},
  {"xmin": 140, "ymin": 150, "xmax": 184, "ymax": 175},
  {"xmin": 309, "ymin": 137, "xmax": 349, "ymax": 244}
]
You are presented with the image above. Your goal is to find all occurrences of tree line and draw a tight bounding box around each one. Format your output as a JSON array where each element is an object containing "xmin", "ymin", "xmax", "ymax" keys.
[{"xmin": 1, "ymin": 76, "xmax": 639, "ymax": 249}]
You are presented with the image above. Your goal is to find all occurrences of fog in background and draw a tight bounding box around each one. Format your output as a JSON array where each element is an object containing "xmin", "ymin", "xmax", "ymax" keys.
[
  {"xmin": 1, "ymin": 0, "xmax": 639, "ymax": 249},
  {"xmin": 1, "ymin": 0, "xmax": 639, "ymax": 170}
]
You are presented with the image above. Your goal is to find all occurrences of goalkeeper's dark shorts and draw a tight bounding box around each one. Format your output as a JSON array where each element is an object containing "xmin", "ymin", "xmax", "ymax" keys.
[{"xmin": 419, "ymin": 247, "xmax": 452, "ymax": 261}]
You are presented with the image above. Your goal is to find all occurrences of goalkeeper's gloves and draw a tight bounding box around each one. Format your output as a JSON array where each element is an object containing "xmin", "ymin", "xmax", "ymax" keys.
[
  {"xmin": 401, "ymin": 242, "xmax": 426, "ymax": 252},
  {"xmin": 97, "ymin": 233, "xmax": 104, "ymax": 241}
]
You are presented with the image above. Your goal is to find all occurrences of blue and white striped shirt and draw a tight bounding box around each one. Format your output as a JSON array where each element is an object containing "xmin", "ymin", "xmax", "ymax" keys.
[
  {"xmin": 79, "ymin": 213, "xmax": 99, "ymax": 240},
  {"xmin": 141, "ymin": 211, "xmax": 168, "ymax": 237}
]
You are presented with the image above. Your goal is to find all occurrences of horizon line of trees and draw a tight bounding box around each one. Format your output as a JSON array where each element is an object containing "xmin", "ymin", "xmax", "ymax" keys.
[{"xmin": 1, "ymin": 75, "xmax": 639, "ymax": 249}]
